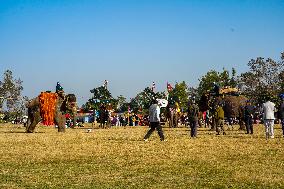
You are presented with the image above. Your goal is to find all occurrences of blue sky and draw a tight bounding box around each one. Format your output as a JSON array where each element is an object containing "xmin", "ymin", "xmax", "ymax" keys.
[{"xmin": 1, "ymin": 0, "xmax": 284, "ymax": 106}]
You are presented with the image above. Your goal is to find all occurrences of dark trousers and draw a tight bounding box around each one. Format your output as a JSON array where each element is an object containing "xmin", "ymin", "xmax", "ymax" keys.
[
  {"xmin": 245, "ymin": 116, "xmax": 253, "ymax": 134},
  {"xmin": 190, "ymin": 119, "xmax": 198, "ymax": 137},
  {"xmin": 144, "ymin": 122, "xmax": 165, "ymax": 141},
  {"xmin": 281, "ymin": 119, "xmax": 284, "ymax": 136}
]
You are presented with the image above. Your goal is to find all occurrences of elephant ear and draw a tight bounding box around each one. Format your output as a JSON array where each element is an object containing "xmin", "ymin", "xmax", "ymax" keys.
[
  {"xmin": 67, "ymin": 94, "xmax": 76, "ymax": 103},
  {"xmin": 64, "ymin": 94, "xmax": 77, "ymax": 113}
]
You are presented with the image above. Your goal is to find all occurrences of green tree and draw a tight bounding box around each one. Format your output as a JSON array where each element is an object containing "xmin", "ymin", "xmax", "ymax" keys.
[
  {"xmin": 240, "ymin": 53, "xmax": 284, "ymax": 104},
  {"xmin": 129, "ymin": 87, "xmax": 166, "ymax": 113},
  {"xmin": 0, "ymin": 70, "xmax": 26, "ymax": 119},
  {"xmin": 197, "ymin": 68, "xmax": 238, "ymax": 97},
  {"xmin": 168, "ymin": 81, "xmax": 189, "ymax": 111},
  {"xmin": 116, "ymin": 95, "xmax": 128, "ymax": 112},
  {"xmin": 85, "ymin": 86, "xmax": 117, "ymax": 111}
]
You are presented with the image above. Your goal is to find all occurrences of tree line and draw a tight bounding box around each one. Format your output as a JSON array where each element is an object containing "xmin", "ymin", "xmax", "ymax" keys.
[
  {"xmin": 1, "ymin": 52, "xmax": 283, "ymax": 120},
  {"xmin": 83, "ymin": 52, "xmax": 284, "ymax": 113}
]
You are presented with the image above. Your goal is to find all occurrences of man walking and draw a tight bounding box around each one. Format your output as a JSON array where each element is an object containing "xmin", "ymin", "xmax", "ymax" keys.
[
  {"xmin": 262, "ymin": 97, "xmax": 276, "ymax": 139},
  {"xmin": 187, "ymin": 99, "xmax": 199, "ymax": 138},
  {"xmin": 143, "ymin": 99, "xmax": 165, "ymax": 141}
]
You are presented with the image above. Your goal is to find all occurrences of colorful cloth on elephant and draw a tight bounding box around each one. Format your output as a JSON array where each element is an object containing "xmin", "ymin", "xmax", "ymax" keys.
[{"xmin": 39, "ymin": 92, "xmax": 58, "ymax": 125}]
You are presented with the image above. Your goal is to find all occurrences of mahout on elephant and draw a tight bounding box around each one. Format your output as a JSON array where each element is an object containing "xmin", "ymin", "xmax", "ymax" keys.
[{"xmin": 26, "ymin": 90, "xmax": 77, "ymax": 133}]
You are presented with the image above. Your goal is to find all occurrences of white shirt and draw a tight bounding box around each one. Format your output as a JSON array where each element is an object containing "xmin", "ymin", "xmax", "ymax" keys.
[
  {"xmin": 149, "ymin": 104, "xmax": 160, "ymax": 122},
  {"xmin": 262, "ymin": 101, "xmax": 276, "ymax": 120}
]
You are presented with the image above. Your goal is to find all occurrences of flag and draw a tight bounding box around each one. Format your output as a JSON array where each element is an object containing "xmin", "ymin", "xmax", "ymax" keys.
[
  {"xmin": 103, "ymin": 80, "xmax": 108, "ymax": 89},
  {"xmin": 167, "ymin": 82, "xmax": 173, "ymax": 92},
  {"xmin": 151, "ymin": 81, "xmax": 156, "ymax": 91},
  {"xmin": 157, "ymin": 99, "xmax": 168, "ymax": 108}
]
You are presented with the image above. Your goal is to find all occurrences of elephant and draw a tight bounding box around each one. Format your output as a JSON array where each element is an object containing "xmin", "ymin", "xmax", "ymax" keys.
[
  {"xmin": 199, "ymin": 93, "xmax": 248, "ymax": 130},
  {"xmin": 26, "ymin": 92, "xmax": 77, "ymax": 133},
  {"xmin": 211, "ymin": 95, "xmax": 248, "ymax": 130}
]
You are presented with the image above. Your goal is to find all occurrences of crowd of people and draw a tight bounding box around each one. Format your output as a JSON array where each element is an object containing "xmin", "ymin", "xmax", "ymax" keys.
[
  {"xmin": 9, "ymin": 81, "xmax": 283, "ymax": 140},
  {"xmin": 143, "ymin": 95, "xmax": 284, "ymax": 141}
]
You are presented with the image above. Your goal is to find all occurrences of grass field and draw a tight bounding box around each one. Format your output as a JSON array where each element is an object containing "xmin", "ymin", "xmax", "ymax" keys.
[{"xmin": 0, "ymin": 123, "xmax": 284, "ymax": 189}]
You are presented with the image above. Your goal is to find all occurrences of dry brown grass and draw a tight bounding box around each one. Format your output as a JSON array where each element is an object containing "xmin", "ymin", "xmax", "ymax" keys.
[{"xmin": 0, "ymin": 123, "xmax": 284, "ymax": 188}]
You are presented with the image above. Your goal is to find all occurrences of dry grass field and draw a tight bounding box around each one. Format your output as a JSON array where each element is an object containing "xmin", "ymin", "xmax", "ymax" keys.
[{"xmin": 0, "ymin": 123, "xmax": 284, "ymax": 189}]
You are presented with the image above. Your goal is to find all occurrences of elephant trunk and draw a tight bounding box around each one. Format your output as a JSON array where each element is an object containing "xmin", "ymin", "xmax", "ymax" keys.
[{"xmin": 70, "ymin": 106, "xmax": 77, "ymax": 129}]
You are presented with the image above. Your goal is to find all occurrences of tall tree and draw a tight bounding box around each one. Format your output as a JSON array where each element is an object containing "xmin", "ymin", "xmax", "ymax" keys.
[
  {"xmin": 129, "ymin": 87, "xmax": 166, "ymax": 113},
  {"xmin": 116, "ymin": 95, "xmax": 128, "ymax": 112},
  {"xmin": 0, "ymin": 70, "xmax": 26, "ymax": 118},
  {"xmin": 197, "ymin": 68, "xmax": 238, "ymax": 98},
  {"xmin": 168, "ymin": 81, "xmax": 189, "ymax": 111},
  {"xmin": 240, "ymin": 53, "xmax": 284, "ymax": 104},
  {"xmin": 86, "ymin": 86, "xmax": 117, "ymax": 111}
]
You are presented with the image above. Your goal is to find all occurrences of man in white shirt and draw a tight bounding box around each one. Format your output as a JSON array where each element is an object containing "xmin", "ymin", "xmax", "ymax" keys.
[
  {"xmin": 262, "ymin": 98, "xmax": 276, "ymax": 139},
  {"xmin": 143, "ymin": 99, "xmax": 165, "ymax": 141}
]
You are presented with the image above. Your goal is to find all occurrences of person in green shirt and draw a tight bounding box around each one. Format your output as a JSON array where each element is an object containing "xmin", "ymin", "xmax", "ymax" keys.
[{"xmin": 215, "ymin": 103, "xmax": 226, "ymax": 135}]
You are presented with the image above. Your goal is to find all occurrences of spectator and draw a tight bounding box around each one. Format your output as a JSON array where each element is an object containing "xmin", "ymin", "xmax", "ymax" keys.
[{"xmin": 262, "ymin": 97, "xmax": 276, "ymax": 139}]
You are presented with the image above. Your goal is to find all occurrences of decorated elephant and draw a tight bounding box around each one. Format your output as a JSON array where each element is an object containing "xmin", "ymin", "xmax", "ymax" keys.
[
  {"xmin": 26, "ymin": 92, "xmax": 77, "ymax": 133},
  {"xmin": 199, "ymin": 92, "xmax": 248, "ymax": 130}
]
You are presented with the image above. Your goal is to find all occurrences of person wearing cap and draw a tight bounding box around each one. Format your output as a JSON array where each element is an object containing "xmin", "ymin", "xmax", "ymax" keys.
[
  {"xmin": 56, "ymin": 82, "xmax": 63, "ymax": 93},
  {"xmin": 56, "ymin": 82, "xmax": 65, "ymax": 99},
  {"xmin": 262, "ymin": 96, "xmax": 276, "ymax": 139},
  {"xmin": 244, "ymin": 100, "xmax": 255, "ymax": 134},
  {"xmin": 143, "ymin": 99, "xmax": 165, "ymax": 141},
  {"xmin": 187, "ymin": 99, "xmax": 199, "ymax": 138}
]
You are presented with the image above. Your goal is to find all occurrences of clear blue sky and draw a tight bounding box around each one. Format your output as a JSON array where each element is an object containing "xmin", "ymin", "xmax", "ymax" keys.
[{"xmin": 1, "ymin": 0, "xmax": 284, "ymax": 106}]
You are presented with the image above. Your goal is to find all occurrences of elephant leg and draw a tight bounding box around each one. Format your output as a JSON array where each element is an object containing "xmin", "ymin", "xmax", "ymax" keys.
[
  {"xmin": 173, "ymin": 115, "xmax": 178, "ymax": 128},
  {"xmin": 239, "ymin": 119, "xmax": 246, "ymax": 130},
  {"xmin": 70, "ymin": 113, "xmax": 76, "ymax": 129},
  {"xmin": 26, "ymin": 110, "xmax": 41, "ymax": 133},
  {"xmin": 210, "ymin": 117, "xmax": 216, "ymax": 131},
  {"xmin": 167, "ymin": 118, "xmax": 170, "ymax": 128},
  {"xmin": 170, "ymin": 116, "xmax": 174, "ymax": 128},
  {"xmin": 55, "ymin": 113, "xmax": 66, "ymax": 132}
]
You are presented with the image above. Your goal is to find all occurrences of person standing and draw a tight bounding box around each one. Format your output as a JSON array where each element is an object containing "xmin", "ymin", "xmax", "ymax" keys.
[
  {"xmin": 143, "ymin": 99, "xmax": 165, "ymax": 141},
  {"xmin": 279, "ymin": 95, "xmax": 284, "ymax": 137},
  {"xmin": 244, "ymin": 101, "xmax": 255, "ymax": 134},
  {"xmin": 262, "ymin": 97, "xmax": 276, "ymax": 139},
  {"xmin": 187, "ymin": 100, "xmax": 199, "ymax": 138},
  {"xmin": 215, "ymin": 103, "xmax": 225, "ymax": 135}
]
